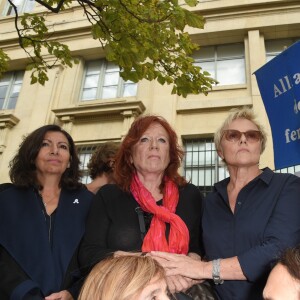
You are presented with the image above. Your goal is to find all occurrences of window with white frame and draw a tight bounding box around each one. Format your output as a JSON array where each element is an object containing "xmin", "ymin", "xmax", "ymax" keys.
[
  {"xmin": 265, "ymin": 38, "xmax": 299, "ymax": 62},
  {"xmin": 193, "ymin": 43, "xmax": 246, "ymax": 86},
  {"xmin": 4, "ymin": 0, "xmax": 35, "ymax": 15},
  {"xmin": 183, "ymin": 138, "xmax": 229, "ymax": 196},
  {"xmin": 81, "ymin": 60, "xmax": 137, "ymax": 101},
  {"xmin": 77, "ymin": 144, "xmax": 98, "ymax": 184},
  {"xmin": 0, "ymin": 71, "xmax": 23, "ymax": 110}
]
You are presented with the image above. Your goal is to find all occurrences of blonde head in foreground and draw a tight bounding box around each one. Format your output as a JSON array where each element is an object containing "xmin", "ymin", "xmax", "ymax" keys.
[{"xmin": 79, "ymin": 255, "xmax": 169, "ymax": 300}]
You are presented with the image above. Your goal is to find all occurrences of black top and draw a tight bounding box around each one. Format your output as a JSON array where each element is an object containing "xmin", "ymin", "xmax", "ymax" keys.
[{"xmin": 79, "ymin": 183, "xmax": 203, "ymax": 271}]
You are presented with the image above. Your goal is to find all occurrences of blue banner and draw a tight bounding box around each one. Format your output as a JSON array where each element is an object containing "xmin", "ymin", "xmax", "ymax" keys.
[{"xmin": 254, "ymin": 40, "xmax": 300, "ymax": 169}]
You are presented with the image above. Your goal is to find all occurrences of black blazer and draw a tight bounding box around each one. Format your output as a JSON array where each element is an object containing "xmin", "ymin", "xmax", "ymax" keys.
[{"xmin": 0, "ymin": 185, "xmax": 93, "ymax": 299}]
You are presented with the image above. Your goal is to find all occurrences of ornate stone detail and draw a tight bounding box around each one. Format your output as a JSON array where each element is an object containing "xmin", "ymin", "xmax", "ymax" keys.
[
  {"xmin": 0, "ymin": 113, "xmax": 20, "ymax": 153},
  {"xmin": 52, "ymin": 100, "xmax": 146, "ymax": 135}
]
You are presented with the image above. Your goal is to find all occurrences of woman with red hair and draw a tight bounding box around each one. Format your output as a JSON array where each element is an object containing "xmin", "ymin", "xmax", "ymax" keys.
[{"xmin": 79, "ymin": 115, "xmax": 203, "ymax": 296}]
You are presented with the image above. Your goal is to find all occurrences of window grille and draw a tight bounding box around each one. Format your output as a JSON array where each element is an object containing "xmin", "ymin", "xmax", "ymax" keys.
[
  {"xmin": 183, "ymin": 139, "xmax": 300, "ymax": 195},
  {"xmin": 81, "ymin": 60, "xmax": 137, "ymax": 101},
  {"xmin": 275, "ymin": 165, "xmax": 300, "ymax": 175},
  {"xmin": 77, "ymin": 144, "xmax": 98, "ymax": 184},
  {"xmin": 0, "ymin": 71, "xmax": 23, "ymax": 110},
  {"xmin": 183, "ymin": 138, "xmax": 229, "ymax": 196},
  {"xmin": 193, "ymin": 43, "xmax": 245, "ymax": 86}
]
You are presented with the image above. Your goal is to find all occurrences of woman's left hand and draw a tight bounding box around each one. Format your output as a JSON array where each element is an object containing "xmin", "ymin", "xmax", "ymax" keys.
[
  {"xmin": 45, "ymin": 290, "xmax": 73, "ymax": 300},
  {"xmin": 166, "ymin": 274, "xmax": 199, "ymax": 294},
  {"xmin": 151, "ymin": 251, "xmax": 205, "ymax": 280}
]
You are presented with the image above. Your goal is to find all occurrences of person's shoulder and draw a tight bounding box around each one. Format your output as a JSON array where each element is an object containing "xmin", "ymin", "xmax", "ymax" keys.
[
  {"xmin": 294, "ymin": 171, "xmax": 300, "ymax": 178},
  {"xmin": 0, "ymin": 184, "xmax": 13, "ymax": 203},
  {"xmin": 206, "ymin": 177, "xmax": 229, "ymax": 197},
  {"xmin": 94, "ymin": 184, "xmax": 131, "ymax": 207},
  {"xmin": 180, "ymin": 183, "xmax": 200, "ymax": 192},
  {"xmin": 204, "ymin": 182, "xmax": 224, "ymax": 201},
  {"xmin": 259, "ymin": 168, "xmax": 300, "ymax": 192},
  {"xmin": 0, "ymin": 183, "xmax": 13, "ymax": 193},
  {"xmin": 180, "ymin": 183, "xmax": 203, "ymax": 198},
  {"xmin": 96, "ymin": 184, "xmax": 126, "ymax": 197},
  {"xmin": 95, "ymin": 183, "xmax": 132, "ymax": 201},
  {"xmin": 275, "ymin": 172, "xmax": 300, "ymax": 185},
  {"xmin": 0, "ymin": 184, "xmax": 26, "ymax": 197},
  {"xmin": 266, "ymin": 168, "xmax": 300, "ymax": 181},
  {"xmin": 66, "ymin": 186, "xmax": 94, "ymax": 202},
  {"xmin": 0, "ymin": 185, "xmax": 30, "ymax": 208}
]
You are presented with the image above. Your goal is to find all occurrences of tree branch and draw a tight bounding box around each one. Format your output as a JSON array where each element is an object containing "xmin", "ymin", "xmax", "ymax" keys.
[{"xmin": 33, "ymin": 0, "xmax": 66, "ymax": 13}]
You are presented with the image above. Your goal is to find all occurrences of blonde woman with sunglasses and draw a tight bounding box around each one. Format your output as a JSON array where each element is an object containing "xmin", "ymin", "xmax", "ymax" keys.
[{"xmin": 152, "ymin": 106, "xmax": 300, "ymax": 300}]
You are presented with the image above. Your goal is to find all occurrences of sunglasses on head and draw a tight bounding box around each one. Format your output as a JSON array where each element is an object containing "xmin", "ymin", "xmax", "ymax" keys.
[{"xmin": 222, "ymin": 129, "xmax": 262, "ymax": 143}]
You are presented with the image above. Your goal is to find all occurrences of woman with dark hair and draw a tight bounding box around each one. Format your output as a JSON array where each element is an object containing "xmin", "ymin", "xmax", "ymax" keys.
[
  {"xmin": 79, "ymin": 115, "xmax": 203, "ymax": 296},
  {"xmin": 263, "ymin": 245, "xmax": 300, "ymax": 300},
  {"xmin": 85, "ymin": 142, "xmax": 119, "ymax": 194},
  {"xmin": 0, "ymin": 125, "xmax": 93, "ymax": 300}
]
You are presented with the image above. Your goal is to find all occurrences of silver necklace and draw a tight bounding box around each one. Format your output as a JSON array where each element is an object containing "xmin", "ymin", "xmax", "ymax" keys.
[{"xmin": 39, "ymin": 191, "xmax": 59, "ymax": 208}]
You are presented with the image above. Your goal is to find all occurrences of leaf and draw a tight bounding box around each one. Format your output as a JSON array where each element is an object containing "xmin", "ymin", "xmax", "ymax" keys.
[
  {"xmin": 30, "ymin": 74, "xmax": 38, "ymax": 84},
  {"xmin": 185, "ymin": 0, "xmax": 198, "ymax": 7},
  {"xmin": 0, "ymin": 49, "xmax": 10, "ymax": 78},
  {"xmin": 183, "ymin": 9, "xmax": 205, "ymax": 28},
  {"xmin": 3, "ymin": 0, "xmax": 214, "ymax": 97},
  {"xmin": 157, "ymin": 74, "xmax": 166, "ymax": 85}
]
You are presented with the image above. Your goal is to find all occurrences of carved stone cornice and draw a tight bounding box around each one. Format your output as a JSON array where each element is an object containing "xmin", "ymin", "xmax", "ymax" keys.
[
  {"xmin": 0, "ymin": 112, "xmax": 20, "ymax": 128},
  {"xmin": 0, "ymin": 112, "xmax": 20, "ymax": 153},
  {"xmin": 52, "ymin": 100, "xmax": 146, "ymax": 124}
]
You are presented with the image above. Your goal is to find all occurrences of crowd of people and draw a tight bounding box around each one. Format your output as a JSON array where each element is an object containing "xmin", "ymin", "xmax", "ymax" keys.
[{"xmin": 0, "ymin": 107, "xmax": 299, "ymax": 300}]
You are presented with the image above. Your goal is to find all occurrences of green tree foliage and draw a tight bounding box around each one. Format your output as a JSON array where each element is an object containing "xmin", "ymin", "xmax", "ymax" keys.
[
  {"xmin": 0, "ymin": 0, "xmax": 217, "ymax": 97},
  {"xmin": 0, "ymin": 49, "xmax": 9, "ymax": 75}
]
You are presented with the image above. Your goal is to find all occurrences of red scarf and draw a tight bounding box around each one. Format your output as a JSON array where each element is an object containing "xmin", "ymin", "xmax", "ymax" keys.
[{"xmin": 130, "ymin": 174, "xmax": 189, "ymax": 254}]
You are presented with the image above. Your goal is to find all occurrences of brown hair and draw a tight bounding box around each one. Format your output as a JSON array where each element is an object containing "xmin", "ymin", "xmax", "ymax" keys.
[
  {"xmin": 114, "ymin": 115, "xmax": 187, "ymax": 192},
  {"xmin": 9, "ymin": 124, "xmax": 82, "ymax": 189},
  {"xmin": 79, "ymin": 255, "xmax": 166, "ymax": 300},
  {"xmin": 279, "ymin": 245, "xmax": 300, "ymax": 281},
  {"xmin": 88, "ymin": 142, "xmax": 119, "ymax": 180}
]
